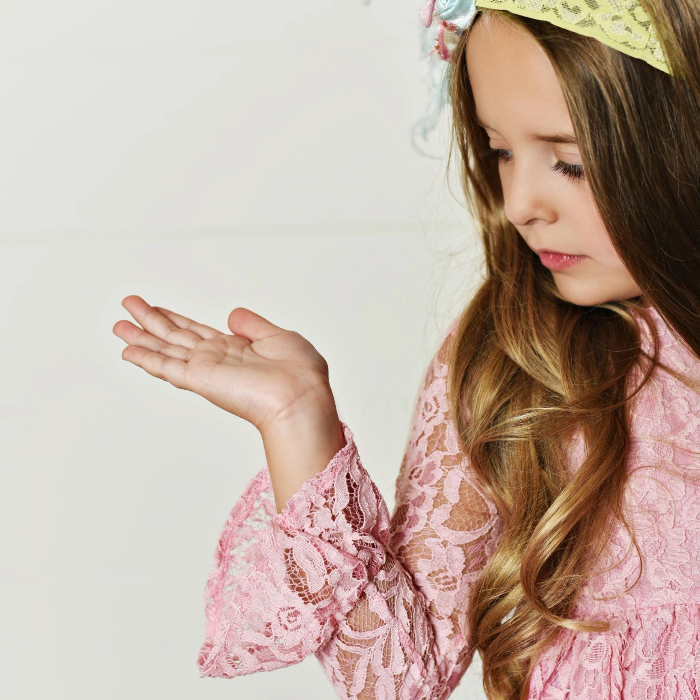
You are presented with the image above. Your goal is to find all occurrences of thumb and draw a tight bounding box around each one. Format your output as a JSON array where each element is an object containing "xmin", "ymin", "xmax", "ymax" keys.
[{"xmin": 227, "ymin": 307, "xmax": 286, "ymax": 342}]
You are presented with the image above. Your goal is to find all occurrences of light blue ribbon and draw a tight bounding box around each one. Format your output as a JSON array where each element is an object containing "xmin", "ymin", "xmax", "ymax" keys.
[{"xmin": 436, "ymin": 0, "xmax": 478, "ymax": 31}]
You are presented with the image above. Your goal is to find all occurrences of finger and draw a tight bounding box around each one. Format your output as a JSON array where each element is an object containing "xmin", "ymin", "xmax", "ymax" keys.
[
  {"xmin": 113, "ymin": 320, "xmax": 190, "ymax": 361},
  {"xmin": 227, "ymin": 307, "xmax": 287, "ymax": 342},
  {"xmin": 121, "ymin": 295, "xmax": 203, "ymax": 351},
  {"xmin": 122, "ymin": 344, "xmax": 189, "ymax": 389},
  {"xmin": 152, "ymin": 305, "xmax": 223, "ymax": 340}
]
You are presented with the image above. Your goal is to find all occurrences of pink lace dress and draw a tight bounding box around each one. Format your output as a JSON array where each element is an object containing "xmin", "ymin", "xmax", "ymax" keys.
[{"xmin": 197, "ymin": 306, "xmax": 700, "ymax": 699}]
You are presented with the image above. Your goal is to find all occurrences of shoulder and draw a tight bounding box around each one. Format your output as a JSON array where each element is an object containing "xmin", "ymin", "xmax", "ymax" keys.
[
  {"xmin": 434, "ymin": 316, "xmax": 461, "ymax": 362},
  {"xmin": 415, "ymin": 316, "xmax": 461, "ymax": 409},
  {"xmin": 430, "ymin": 316, "xmax": 461, "ymax": 374}
]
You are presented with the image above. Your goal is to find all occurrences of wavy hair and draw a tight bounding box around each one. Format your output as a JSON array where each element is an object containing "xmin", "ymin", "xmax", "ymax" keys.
[{"xmin": 439, "ymin": 2, "xmax": 700, "ymax": 697}]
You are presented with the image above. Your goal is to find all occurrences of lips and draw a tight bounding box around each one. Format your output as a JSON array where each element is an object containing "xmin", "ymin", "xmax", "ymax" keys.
[
  {"xmin": 535, "ymin": 248, "xmax": 582, "ymax": 256},
  {"xmin": 537, "ymin": 250, "xmax": 588, "ymax": 271}
]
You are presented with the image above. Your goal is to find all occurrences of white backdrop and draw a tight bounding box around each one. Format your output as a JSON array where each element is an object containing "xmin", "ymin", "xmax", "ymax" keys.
[{"xmin": 0, "ymin": 1, "xmax": 487, "ymax": 698}]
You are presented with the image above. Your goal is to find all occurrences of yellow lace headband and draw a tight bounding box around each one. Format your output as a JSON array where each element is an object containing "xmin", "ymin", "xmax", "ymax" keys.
[
  {"xmin": 419, "ymin": 0, "xmax": 670, "ymax": 74},
  {"xmin": 409, "ymin": 0, "xmax": 672, "ymax": 151}
]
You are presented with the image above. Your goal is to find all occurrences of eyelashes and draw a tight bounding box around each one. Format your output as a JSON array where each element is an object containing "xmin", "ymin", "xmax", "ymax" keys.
[{"xmin": 485, "ymin": 147, "xmax": 586, "ymax": 182}]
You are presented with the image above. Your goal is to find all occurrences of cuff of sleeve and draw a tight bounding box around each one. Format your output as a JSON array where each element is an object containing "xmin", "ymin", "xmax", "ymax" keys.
[
  {"xmin": 274, "ymin": 421, "xmax": 360, "ymax": 529},
  {"xmin": 198, "ymin": 421, "xmax": 392, "ymax": 678}
]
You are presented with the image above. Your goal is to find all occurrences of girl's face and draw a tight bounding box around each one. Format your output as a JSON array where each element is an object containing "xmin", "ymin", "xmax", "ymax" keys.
[{"xmin": 465, "ymin": 13, "xmax": 648, "ymax": 307}]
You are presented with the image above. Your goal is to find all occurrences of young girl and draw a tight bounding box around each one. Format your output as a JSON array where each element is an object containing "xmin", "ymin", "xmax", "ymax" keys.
[{"xmin": 113, "ymin": 1, "xmax": 700, "ymax": 698}]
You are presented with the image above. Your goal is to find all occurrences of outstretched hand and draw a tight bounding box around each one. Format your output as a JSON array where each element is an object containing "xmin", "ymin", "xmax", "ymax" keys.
[{"xmin": 113, "ymin": 295, "xmax": 336, "ymax": 435}]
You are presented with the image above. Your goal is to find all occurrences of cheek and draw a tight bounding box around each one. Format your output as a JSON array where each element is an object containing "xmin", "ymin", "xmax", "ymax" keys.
[
  {"xmin": 555, "ymin": 192, "xmax": 643, "ymax": 305},
  {"xmin": 574, "ymin": 194, "xmax": 624, "ymax": 266}
]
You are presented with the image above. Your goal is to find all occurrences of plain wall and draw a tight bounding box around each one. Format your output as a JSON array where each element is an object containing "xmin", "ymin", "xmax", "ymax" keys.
[{"xmin": 0, "ymin": 1, "xmax": 488, "ymax": 698}]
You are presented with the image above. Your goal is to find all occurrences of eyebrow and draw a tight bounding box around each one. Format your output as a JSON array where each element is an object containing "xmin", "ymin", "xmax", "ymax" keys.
[{"xmin": 475, "ymin": 115, "xmax": 578, "ymax": 145}]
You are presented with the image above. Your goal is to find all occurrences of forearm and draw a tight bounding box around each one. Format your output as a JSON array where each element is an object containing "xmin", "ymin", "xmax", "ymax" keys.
[{"xmin": 260, "ymin": 395, "xmax": 347, "ymax": 515}]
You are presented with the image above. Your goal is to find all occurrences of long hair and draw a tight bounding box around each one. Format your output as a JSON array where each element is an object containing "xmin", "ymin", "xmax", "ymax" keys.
[{"xmin": 440, "ymin": 2, "xmax": 700, "ymax": 697}]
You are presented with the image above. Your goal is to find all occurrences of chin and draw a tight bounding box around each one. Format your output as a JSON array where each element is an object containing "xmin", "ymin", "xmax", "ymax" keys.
[{"xmin": 554, "ymin": 281, "xmax": 620, "ymax": 307}]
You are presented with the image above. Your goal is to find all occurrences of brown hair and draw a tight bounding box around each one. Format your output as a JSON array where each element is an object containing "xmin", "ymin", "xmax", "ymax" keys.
[{"xmin": 440, "ymin": 2, "xmax": 700, "ymax": 697}]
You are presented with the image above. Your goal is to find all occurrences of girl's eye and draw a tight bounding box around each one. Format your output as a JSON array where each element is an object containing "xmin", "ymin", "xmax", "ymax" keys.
[{"xmin": 485, "ymin": 147, "xmax": 585, "ymax": 182}]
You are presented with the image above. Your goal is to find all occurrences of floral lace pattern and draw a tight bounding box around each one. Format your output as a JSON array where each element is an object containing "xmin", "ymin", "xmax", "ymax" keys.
[
  {"xmin": 198, "ymin": 306, "xmax": 700, "ymax": 699},
  {"xmin": 528, "ymin": 307, "xmax": 700, "ymax": 699},
  {"xmin": 474, "ymin": 0, "xmax": 670, "ymax": 74}
]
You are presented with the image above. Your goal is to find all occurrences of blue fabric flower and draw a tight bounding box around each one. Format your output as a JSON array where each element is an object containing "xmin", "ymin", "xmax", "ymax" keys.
[{"xmin": 435, "ymin": 0, "xmax": 477, "ymax": 30}]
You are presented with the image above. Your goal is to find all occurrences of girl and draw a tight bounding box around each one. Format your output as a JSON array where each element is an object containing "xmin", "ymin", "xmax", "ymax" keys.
[{"xmin": 113, "ymin": 1, "xmax": 700, "ymax": 698}]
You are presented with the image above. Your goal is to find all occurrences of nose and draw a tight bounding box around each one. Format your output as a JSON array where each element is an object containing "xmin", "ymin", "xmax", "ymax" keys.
[{"xmin": 501, "ymin": 160, "xmax": 554, "ymax": 228}]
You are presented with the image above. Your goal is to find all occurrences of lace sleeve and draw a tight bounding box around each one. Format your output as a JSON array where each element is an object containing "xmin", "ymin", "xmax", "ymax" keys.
[{"xmin": 197, "ymin": 321, "xmax": 503, "ymax": 699}]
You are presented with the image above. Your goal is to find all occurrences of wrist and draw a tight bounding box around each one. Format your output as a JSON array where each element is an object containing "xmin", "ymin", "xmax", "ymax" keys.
[
  {"xmin": 260, "ymin": 400, "xmax": 347, "ymax": 515},
  {"xmin": 261, "ymin": 378, "xmax": 339, "ymax": 438}
]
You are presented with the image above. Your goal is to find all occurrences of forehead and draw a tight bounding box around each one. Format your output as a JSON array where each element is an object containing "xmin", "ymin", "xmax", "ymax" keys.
[{"xmin": 465, "ymin": 13, "xmax": 574, "ymax": 139}]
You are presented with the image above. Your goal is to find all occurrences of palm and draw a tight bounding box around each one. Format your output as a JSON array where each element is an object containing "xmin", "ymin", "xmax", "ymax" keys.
[{"xmin": 113, "ymin": 295, "xmax": 333, "ymax": 432}]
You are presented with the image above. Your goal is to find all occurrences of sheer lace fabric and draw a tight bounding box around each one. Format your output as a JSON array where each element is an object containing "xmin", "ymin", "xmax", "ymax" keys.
[
  {"xmin": 198, "ymin": 306, "xmax": 700, "ymax": 698},
  {"xmin": 473, "ymin": 0, "xmax": 670, "ymax": 74}
]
